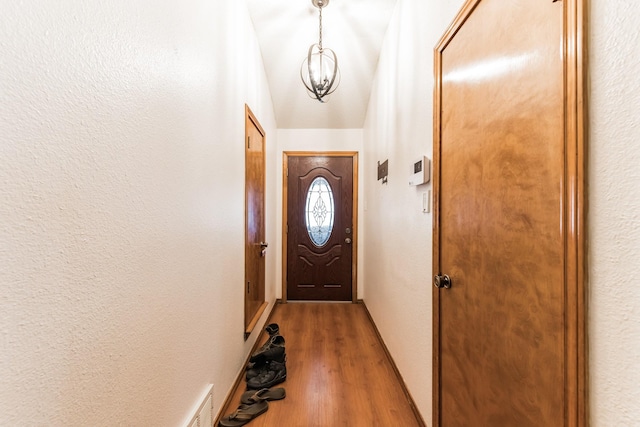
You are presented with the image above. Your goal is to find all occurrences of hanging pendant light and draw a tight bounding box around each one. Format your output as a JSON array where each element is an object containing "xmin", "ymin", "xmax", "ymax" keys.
[{"xmin": 300, "ymin": 0, "xmax": 340, "ymax": 103}]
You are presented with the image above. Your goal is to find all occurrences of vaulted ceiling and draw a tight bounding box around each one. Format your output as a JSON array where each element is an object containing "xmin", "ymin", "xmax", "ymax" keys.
[{"xmin": 246, "ymin": 0, "xmax": 398, "ymax": 129}]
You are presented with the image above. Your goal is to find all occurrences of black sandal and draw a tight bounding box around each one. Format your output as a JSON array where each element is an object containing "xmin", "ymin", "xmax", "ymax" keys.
[
  {"xmin": 218, "ymin": 400, "xmax": 268, "ymax": 427},
  {"xmin": 240, "ymin": 387, "xmax": 286, "ymax": 404}
]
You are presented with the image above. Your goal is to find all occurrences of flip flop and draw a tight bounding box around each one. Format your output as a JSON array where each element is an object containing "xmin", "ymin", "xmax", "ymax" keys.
[
  {"xmin": 240, "ymin": 387, "xmax": 286, "ymax": 404},
  {"xmin": 218, "ymin": 400, "xmax": 269, "ymax": 427}
]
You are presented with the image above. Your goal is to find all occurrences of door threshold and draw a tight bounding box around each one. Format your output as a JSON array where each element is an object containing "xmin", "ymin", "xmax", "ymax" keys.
[{"xmin": 286, "ymin": 300, "xmax": 353, "ymax": 304}]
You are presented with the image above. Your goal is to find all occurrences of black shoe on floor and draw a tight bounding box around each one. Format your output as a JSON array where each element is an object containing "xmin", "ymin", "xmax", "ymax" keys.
[
  {"xmin": 246, "ymin": 360, "xmax": 287, "ymax": 390},
  {"xmin": 250, "ymin": 335, "xmax": 285, "ymax": 364},
  {"xmin": 265, "ymin": 323, "xmax": 279, "ymax": 336},
  {"xmin": 246, "ymin": 353, "xmax": 286, "ymax": 380}
]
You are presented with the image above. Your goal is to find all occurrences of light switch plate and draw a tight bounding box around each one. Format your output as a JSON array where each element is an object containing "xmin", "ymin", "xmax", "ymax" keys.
[{"xmin": 423, "ymin": 191, "xmax": 431, "ymax": 213}]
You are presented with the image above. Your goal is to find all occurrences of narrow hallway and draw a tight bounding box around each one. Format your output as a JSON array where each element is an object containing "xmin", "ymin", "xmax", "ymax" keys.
[
  {"xmin": 2, "ymin": 0, "xmax": 639, "ymax": 425},
  {"xmin": 218, "ymin": 303, "xmax": 424, "ymax": 427}
]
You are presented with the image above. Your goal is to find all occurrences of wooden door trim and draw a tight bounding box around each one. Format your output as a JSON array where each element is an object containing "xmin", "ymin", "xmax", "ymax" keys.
[
  {"xmin": 246, "ymin": 104, "xmax": 265, "ymax": 137},
  {"xmin": 565, "ymin": 1, "xmax": 589, "ymax": 425},
  {"xmin": 431, "ymin": 0, "xmax": 588, "ymax": 425},
  {"xmin": 282, "ymin": 151, "xmax": 359, "ymax": 303},
  {"xmin": 244, "ymin": 104, "xmax": 268, "ymax": 338}
]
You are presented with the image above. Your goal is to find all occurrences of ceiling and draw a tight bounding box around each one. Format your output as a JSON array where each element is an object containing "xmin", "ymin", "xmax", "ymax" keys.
[{"xmin": 245, "ymin": 0, "xmax": 398, "ymax": 129}]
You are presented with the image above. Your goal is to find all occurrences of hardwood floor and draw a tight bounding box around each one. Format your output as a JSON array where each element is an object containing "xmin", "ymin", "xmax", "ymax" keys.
[{"xmin": 217, "ymin": 302, "xmax": 424, "ymax": 427}]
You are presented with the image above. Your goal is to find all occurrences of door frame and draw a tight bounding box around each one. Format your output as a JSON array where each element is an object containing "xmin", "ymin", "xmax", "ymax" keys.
[
  {"xmin": 282, "ymin": 151, "xmax": 359, "ymax": 303},
  {"xmin": 432, "ymin": 0, "xmax": 588, "ymax": 425}
]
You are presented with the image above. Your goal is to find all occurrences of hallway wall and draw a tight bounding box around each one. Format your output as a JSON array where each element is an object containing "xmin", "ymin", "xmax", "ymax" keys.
[
  {"xmin": 0, "ymin": 1, "xmax": 277, "ymax": 425},
  {"xmin": 363, "ymin": 0, "xmax": 640, "ymax": 425},
  {"xmin": 589, "ymin": 0, "xmax": 640, "ymax": 424},
  {"xmin": 362, "ymin": 0, "xmax": 465, "ymax": 423}
]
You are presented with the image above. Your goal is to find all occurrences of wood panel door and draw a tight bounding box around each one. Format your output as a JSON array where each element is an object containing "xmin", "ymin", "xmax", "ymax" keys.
[
  {"xmin": 285, "ymin": 154, "xmax": 356, "ymax": 301},
  {"xmin": 245, "ymin": 105, "xmax": 268, "ymax": 336},
  {"xmin": 433, "ymin": 0, "xmax": 587, "ymax": 426}
]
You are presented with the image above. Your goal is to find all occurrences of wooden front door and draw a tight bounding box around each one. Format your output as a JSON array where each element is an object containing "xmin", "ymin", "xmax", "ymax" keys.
[
  {"xmin": 285, "ymin": 154, "xmax": 356, "ymax": 301},
  {"xmin": 244, "ymin": 105, "xmax": 268, "ymax": 336},
  {"xmin": 433, "ymin": 0, "xmax": 587, "ymax": 426}
]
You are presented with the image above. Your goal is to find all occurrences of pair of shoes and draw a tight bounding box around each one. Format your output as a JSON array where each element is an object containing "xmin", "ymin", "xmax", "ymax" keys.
[
  {"xmin": 245, "ymin": 323, "xmax": 287, "ymax": 389},
  {"xmin": 246, "ymin": 360, "xmax": 287, "ymax": 390},
  {"xmin": 218, "ymin": 400, "xmax": 268, "ymax": 427},
  {"xmin": 219, "ymin": 388, "xmax": 286, "ymax": 426}
]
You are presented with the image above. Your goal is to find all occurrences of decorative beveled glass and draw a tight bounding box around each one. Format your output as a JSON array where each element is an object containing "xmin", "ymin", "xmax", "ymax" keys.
[{"xmin": 305, "ymin": 177, "xmax": 335, "ymax": 247}]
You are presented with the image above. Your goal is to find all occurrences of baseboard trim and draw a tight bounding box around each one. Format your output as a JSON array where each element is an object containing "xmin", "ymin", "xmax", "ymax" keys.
[
  {"xmin": 213, "ymin": 299, "xmax": 282, "ymax": 426},
  {"xmin": 358, "ymin": 299, "xmax": 427, "ymax": 427}
]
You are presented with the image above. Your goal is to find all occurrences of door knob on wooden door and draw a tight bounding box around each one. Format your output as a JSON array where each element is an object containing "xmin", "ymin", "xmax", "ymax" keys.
[{"xmin": 434, "ymin": 274, "xmax": 451, "ymax": 289}]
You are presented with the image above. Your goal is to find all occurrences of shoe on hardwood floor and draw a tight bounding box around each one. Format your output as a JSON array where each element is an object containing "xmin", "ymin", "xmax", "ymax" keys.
[
  {"xmin": 249, "ymin": 335, "xmax": 285, "ymax": 364},
  {"xmin": 218, "ymin": 400, "xmax": 269, "ymax": 427},
  {"xmin": 246, "ymin": 360, "xmax": 287, "ymax": 390}
]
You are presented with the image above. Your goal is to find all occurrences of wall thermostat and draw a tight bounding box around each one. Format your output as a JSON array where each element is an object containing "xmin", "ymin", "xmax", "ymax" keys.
[{"xmin": 409, "ymin": 156, "xmax": 430, "ymax": 186}]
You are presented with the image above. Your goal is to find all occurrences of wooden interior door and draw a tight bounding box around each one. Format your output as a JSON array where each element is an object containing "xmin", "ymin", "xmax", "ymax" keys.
[
  {"xmin": 244, "ymin": 105, "xmax": 268, "ymax": 336},
  {"xmin": 433, "ymin": 0, "xmax": 587, "ymax": 426},
  {"xmin": 285, "ymin": 154, "xmax": 356, "ymax": 301}
]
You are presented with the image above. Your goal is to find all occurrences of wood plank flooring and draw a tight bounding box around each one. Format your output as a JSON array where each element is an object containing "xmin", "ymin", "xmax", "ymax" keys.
[{"xmin": 217, "ymin": 302, "xmax": 424, "ymax": 427}]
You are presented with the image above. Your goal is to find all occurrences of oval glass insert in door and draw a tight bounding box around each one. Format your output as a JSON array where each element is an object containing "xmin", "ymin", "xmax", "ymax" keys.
[{"xmin": 305, "ymin": 176, "xmax": 335, "ymax": 247}]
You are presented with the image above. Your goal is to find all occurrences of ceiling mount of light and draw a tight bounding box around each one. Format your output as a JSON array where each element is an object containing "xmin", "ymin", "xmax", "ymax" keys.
[{"xmin": 300, "ymin": 0, "xmax": 340, "ymax": 103}]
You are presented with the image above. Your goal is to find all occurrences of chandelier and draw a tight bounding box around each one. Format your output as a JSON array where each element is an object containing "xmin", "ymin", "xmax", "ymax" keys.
[{"xmin": 300, "ymin": 0, "xmax": 340, "ymax": 102}]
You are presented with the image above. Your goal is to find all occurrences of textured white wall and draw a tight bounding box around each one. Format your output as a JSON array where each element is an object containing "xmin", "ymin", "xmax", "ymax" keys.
[
  {"xmin": 589, "ymin": 0, "xmax": 640, "ymax": 424},
  {"xmin": 0, "ymin": 1, "xmax": 277, "ymax": 426},
  {"xmin": 362, "ymin": 0, "xmax": 465, "ymax": 423},
  {"xmin": 276, "ymin": 129, "xmax": 364, "ymax": 299}
]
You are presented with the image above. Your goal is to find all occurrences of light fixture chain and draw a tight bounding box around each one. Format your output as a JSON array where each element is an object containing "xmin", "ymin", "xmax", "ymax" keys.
[{"xmin": 318, "ymin": 6, "xmax": 323, "ymax": 49}]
